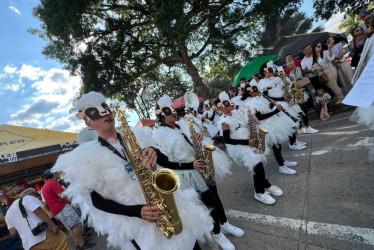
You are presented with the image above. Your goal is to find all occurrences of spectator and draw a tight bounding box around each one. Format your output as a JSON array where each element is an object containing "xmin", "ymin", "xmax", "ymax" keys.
[
  {"xmin": 301, "ymin": 44, "xmax": 324, "ymax": 92},
  {"xmin": 329, "ymin": 37, "xmax": 353, "ymax": 95},
  {"xmin": 360, "ymin": 9, "xmax": 374, "ymax": 34},
  {"xmin": 349, "ymin": 26, "xmax": 366, "ymax": 68},
  {"xmin": 315, "ymin": 88, "xmax": 334, "ymax": 118},
  {"xmin": 228, "ymin": 87, "xmax": 237, "ymax": 98},
  {"xmin": 312, "ymin": 42, "xmax": 344, "ymax": 105},
  {"xmin": 5, "ymin": 188, "xmax": 71, "ymax": 250},
  {"xmin": 284, "ymin": 54, "xmax": 301, "ymax": 75},
  {"xmin": 0, "ymin": 215, "xmax": 22, "ymax": 250},
  {"xmin": 42, "ymin": 170, "xmax": 93, "ymax": 250}
]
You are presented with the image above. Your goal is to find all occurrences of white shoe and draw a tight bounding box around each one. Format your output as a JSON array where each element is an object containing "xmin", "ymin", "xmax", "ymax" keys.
[
  {"xmin": 289, "ymin": 143, "xmax": 306, "ymax": 150},
  {"xmin": 279, "ymin": 166, "xmax": 297, "ymax": 175},
  {"xmin": 212, "ymin": 232, "xmax": 235, "ymax": 250},
  {"xmin": 221, "ymin": 222, "xmax": 244, "ymax": 237},
  {"xmin": 283, "ymin": 160, "xmax": 298, "ymax": 167},
  {"xmin": 296, "ymin": 140, "xmax": 306, "ymax": 146},
  {"xmin": 265, "ymin": 185, "xmax": 283, "ymax": 197},
  {"xmin": 254, "ymin": 192, "xmax": 275, "ymax": 205},
  {"xmin": 303, "ymin": 126, "xmax": 319, "ymax": 134}
]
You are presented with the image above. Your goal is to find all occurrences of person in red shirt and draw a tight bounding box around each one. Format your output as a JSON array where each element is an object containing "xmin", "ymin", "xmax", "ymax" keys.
[
  {"xmin": 42, "ymin": 170, "xmax": 93, "ymax": 250},
  {"xmin": 284, "ymin": 54, "xmax": 301, "ymax": 75}
]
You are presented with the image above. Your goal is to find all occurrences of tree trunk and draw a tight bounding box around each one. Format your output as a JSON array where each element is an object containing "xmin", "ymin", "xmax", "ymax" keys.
[{"xmin": 178, "ymin": 42, "xmax": 210, "ymax": 98}]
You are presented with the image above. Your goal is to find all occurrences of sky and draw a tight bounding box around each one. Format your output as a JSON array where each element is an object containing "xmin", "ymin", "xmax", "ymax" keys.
[{"xmin": 0, "ymin": 0, "xmax": 345, "ymax": 133}]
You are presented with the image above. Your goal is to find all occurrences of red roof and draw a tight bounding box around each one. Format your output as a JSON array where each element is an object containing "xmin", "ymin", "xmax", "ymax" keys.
[{"xmin": 135, "ymin": 119, "xmax": 156, "ymax": 128}]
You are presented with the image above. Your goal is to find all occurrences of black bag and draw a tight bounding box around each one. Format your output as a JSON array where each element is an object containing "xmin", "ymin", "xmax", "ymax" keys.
[{"xmin": 19, "ymin": 198, "xmax": 48, "ymax": 236}]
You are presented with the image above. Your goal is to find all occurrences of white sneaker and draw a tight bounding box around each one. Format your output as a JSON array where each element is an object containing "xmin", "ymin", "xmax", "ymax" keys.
[
  {"xmin": 303, "ymin": 126, "xmax": 319, "ymax": 134},
  {"xmin": 212, "ymin": 232, "xmax": 235, "ymax": 250},
  {"xmin": 283, "ymin": 160, "xmax": 298, "ymax": 167},
  {"xmin": 221, "ymin": 222, "xmax": 244, "ymax": 237},
  {"xmin": 289, "ymin": 143, "xmax": 306, "ymax": 150},
  {"xmin": 265, "ymin": 185, "xmax": 283, "ymax": 197},
  {"xmin": 296, "ymin": 140, "xmax": 306, "ymax": 146},
  {"xmin": 254, "ymin": 192, "xmax": 275, "ymax": 205},
  {"xmin": 279, "ymin": 166, "xmax": 297, "ymax": 175}
]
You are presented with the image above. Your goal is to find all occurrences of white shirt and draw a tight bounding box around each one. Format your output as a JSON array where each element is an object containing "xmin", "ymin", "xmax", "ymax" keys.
[
  {"xmin": 6, "ymin": 196, "xmax": 47, "ymax": 250},
  {"xmin": 258, "ymin": 78, "xmax": 272, "ymax": 92},
  {"xmin": 313, "ymin": 50, "xmax": 335, "ymax": 69},
  {"xmin": 301, "ymin": 56, "xmax": 318, "ymax": 78},
  {"xmin": 249, "ymin": 79, "xmax": 259, "ymax": 87}
]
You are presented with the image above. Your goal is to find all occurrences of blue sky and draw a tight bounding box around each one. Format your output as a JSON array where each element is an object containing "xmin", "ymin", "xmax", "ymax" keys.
[{"xmin": 0, "ymin": 0, "xmax": 344, "ymax": 133}]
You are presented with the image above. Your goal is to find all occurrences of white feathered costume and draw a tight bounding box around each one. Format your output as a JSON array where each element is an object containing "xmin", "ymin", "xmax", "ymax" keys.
[
  {"xmin": 245, "ymin": 95, "xmax": 294, "ymax": 146},
  {"xmin": 219, "ymin": 105, "xmax": 269, "ymax": 173},
  {"xmin": 53, "ymin": 93, "xmax": 212, "ymax": 250}
]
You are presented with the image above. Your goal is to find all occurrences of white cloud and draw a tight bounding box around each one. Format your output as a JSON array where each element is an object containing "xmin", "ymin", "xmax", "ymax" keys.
[
  {"xmin": 9, "ymin": 6, "xmax": 21, "ymax": 15},
  {"xmin": 4, "ymin": 65, "xmax": 17, "ymax": 74},
  {"xmin": 19, "ymin": 64, "xmax": 45, "ymax": 80},
  {"xmin": 323, "ymin": 12, "xmax": 345, "ymax": 33}
]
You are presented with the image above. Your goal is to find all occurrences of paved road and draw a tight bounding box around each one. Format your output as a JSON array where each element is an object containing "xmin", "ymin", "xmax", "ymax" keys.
[{"xmin": 75, "ymin": 110, "xmax": 374, "ymax": 250}]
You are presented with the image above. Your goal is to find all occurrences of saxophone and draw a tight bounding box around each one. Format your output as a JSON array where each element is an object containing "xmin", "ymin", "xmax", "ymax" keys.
[
  {"xmin": 181, "ymin": 117, "xmax": 216, "ymax": 181},
  {"xmin": 283, "ymin": 77, "xmax": 295, "ymax": 106},
  {"xmin": 239, "ymin": 106, "xmax": 268, "ymax": 154},
  {"xmin": 116, "ymin": 108, "xmax": 182, "ymax": 239},
  {"xmin": 290, "ymin": 74, "xmax": 305, "ymax": 104}
]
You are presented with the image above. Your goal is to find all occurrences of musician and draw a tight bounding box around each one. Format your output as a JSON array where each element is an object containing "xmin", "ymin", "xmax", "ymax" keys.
[
  {"xmin": 216, "ymin": 91, "xmax": 283, "ymax": 205},
  {"xmin": 246, "ymin": 86, "xmax": 299, "ymax": 175},
  {"xmin": 52, "ymin": 91, "xmax": 213, "ymax": 250},
  {"xmin": 200, "ymin": 100, "xmax": 220, "ymax": 138},
  {"xmin": 259, "ymin": 62, "xmax": 307, "ymax": 151},
  {"xmin": 153, "ymin": 95, "xmax": 243, "ymax": 250}
]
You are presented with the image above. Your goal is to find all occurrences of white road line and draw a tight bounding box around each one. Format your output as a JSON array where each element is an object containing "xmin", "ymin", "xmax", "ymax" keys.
[{"xmin": 226, "ymin": 209, "xmax": 374, "ymax": 246}]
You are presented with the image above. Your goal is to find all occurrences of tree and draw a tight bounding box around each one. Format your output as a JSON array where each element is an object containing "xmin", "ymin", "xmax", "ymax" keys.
[
  {"xmin": 258, "ymin": 12, "xmax": 323, "ymax": 50},
  {"xmin": 338, "ymin": 13, "xmax": 363, "ymax": 35},
  {"xmin": 32, "ymin": 1, "xmax": 302, "ymax": 102},
  {"xmin": 313, "ymin": 0, "xmax": 372, "ymax": 20}
]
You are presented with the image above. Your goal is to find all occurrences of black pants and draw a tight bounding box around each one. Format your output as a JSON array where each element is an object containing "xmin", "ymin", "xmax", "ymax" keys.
[
  {"xmin": 253, "ymin": 162, "xmax": 271, "ymax": 194},
  {"xmin": 298, "ymin": 103, "xmax": 309, "ymax": 128},
  {"xmin": 289, "ymin": 132, "xmax": 296, "ymax": 145},
  {"xmin": 200, "ymin": 184, "xmax": 228, "ymax": 234},
  {"xmin": 272, "ymin": 144, "xmax": 285, "ymax": 166}
]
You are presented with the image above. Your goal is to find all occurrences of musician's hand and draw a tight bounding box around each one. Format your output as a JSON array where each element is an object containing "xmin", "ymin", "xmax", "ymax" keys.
[
  {"xmin": 284, "ymin": 95, "xmax": 290, "ymax": 102},
  {"xmin": 141, "ymin": 205, "xmax": 162, "ymax": 223},
  {"xmin": 142, "ymin": 147, "xmax": 157, "ymax": 169},
  {"xmin": 249, "ymin": 139, "xmax": 259, "ymax": 147},
  {"xmin": 193, "ymin": 159, "xmax": 206, "ymax": 170},
  {"xmin": 295, "ymin": 92, "xmax": 301, "ymax": 99},
  {"xmin": 277, "ymin": 105, "xmax": 284, "ymax": 111},
  {"xmin": 254, "ymin": 118, "xmax": 260, "ymax": 125},
  {"xmin": 197, "ymin": 133, "xmax": 204, "ymax": 142}
]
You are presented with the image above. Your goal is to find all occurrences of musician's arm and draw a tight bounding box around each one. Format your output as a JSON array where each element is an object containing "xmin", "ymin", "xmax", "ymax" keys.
[
  {"xmin": 90, "ymin": 190, "xmax": 143, "ymax": 218},
  {"xmin": 255, "ymin": 110, "xmax": 280, "ymax": 120},
  {"xmin": 152, "ymin": 147, "xmax": 194, "ymax": 170},
  {"xmin": 222, "ymin": 123, "xmax": 248, "ymax": 145}
]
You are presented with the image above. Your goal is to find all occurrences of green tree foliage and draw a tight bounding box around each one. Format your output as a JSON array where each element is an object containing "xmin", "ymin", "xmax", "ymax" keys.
[
  {"xmin": 32, "ymin": 0, "xmax": 302, "ymax": 117},
  {"xmin": 313, "ymin": 0, "xmax": 372, "ymax": 20},
  {"xmin": 258, "ymin": 12, "xmax": 323, "ymax": 50},
  {"xmin": 338, "ymin": 13, "xmax": 363, "ymax": 35}
]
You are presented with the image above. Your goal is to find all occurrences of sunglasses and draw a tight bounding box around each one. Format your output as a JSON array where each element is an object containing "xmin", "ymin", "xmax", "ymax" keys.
[{"xmin": 354, "ymin": 29, "xmax": 361, "ymax": 32}]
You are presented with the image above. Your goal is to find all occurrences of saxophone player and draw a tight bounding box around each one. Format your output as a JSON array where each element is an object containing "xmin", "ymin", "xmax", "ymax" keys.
[
  {"xmin": 52, "ymin": 92, "xmax": 213, "ymax": 250},
  {"xmin": 216, "ymin": 91, "xmax": 283, "ymax": 205},
  {"xmin": 153, "ymin": 95, "xmax": 243, "ymax": 250}
]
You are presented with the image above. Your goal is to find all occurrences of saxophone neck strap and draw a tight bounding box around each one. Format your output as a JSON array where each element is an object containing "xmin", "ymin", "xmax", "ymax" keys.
[{"xmin": 98, "ymin": 133, "xmax": 128, "ymax": 162}]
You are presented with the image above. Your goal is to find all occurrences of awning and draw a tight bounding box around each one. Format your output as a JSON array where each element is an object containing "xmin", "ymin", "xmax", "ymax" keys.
[{"xmin": 0, "ymin": 124, "xmax": 78, "ymax": 175}]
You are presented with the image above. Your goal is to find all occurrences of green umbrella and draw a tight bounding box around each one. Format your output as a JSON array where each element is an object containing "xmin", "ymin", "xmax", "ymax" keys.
[{"xmin": 232, "ymin": 55, "xmax": 278, "ymax": 87}]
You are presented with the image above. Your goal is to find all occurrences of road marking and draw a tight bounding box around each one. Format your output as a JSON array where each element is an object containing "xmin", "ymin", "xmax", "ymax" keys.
[{"xmin": 226, "ymin": 209, "xmax": 374, "ymax": 246}]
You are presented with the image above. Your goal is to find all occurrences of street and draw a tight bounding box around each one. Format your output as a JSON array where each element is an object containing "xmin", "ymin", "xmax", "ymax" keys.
[{"xmin": 78, "ymin": 109, "xmax": 374, "ymax": 250}]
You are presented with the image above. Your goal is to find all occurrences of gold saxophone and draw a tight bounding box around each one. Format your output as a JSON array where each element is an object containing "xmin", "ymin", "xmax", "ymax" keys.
[
  {"xmin": 116, "ymin": 108, "xmax": 182, "ymax": 239},
  {"xmin": 283, "ymin": 77, "xmax": 295, "ymax": 106},
  {"xmin": 181, "ymin": 117, "xmax": 216, "ymax": 181},
  {"xmin": 239, "ymin": 106, "xmax": 268, "ymax": 154},
  {"xmin": 290, "ymin": 74, "xmax": 305, "ymax": 104}
]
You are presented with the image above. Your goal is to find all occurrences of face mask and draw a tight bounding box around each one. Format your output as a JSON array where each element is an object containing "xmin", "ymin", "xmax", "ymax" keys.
[{"xmin": 83, "ymin": 103, "xmax": 112, "ymax": 121}]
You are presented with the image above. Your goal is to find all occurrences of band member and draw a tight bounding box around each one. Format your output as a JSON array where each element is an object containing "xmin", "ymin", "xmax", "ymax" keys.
[
  {"xmin": 153, "ymin": 95, "xmax": 243, "ymax": 250},
  {"xmin": 259, "ymin": 62, "xmax": 307, "ymax": 150},
  {"xmin": 200, "ymin": 100, "xmax": 220, "ymax": 138},
  {"xmin": 216, "ymin": 92, "xmax": 283, "ymax": 205},
  {"xmin": 52, "ymin": 91, "xmax": 213, "ymax": 250},
  {"xmin": 246, "ymin": 86, "xmax": 299, "ymax": 175}
]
